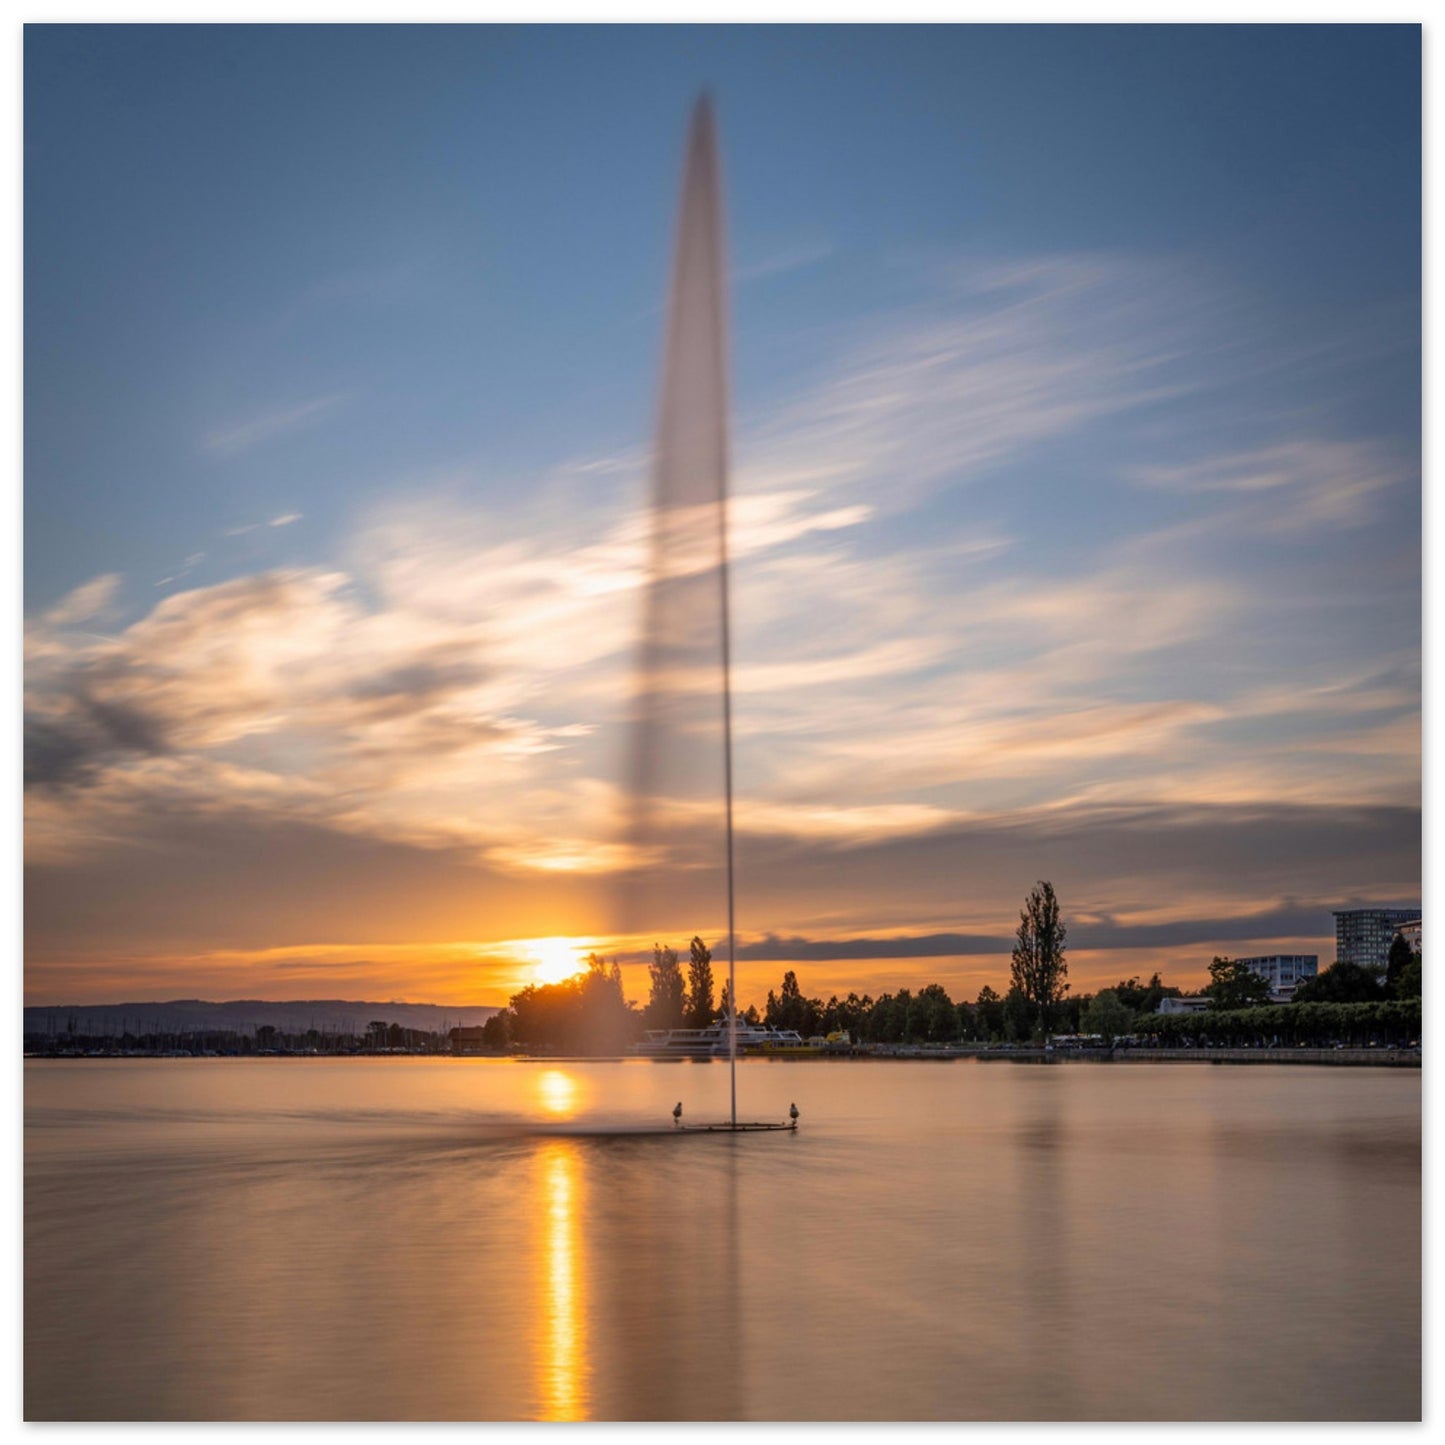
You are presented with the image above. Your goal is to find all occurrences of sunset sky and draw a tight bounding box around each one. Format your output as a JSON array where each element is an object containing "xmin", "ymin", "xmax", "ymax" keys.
[{"xmin": 24, "ymin": 25, "xmax": 1420, "ymax": 1008}]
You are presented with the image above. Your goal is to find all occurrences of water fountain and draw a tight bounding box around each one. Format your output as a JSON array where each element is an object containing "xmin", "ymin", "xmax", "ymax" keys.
[{"xmin": 620, "ymin": 95, "xmax": 792, "ymax": 1134}]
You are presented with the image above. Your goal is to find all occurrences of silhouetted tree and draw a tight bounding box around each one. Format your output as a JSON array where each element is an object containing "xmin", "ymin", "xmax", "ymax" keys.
[
  {"xmin": 974, "ymin": 985, "xmax": 1004, "ymax": 1041},
  {"xmin": 1386, "ymin": 933, "xmax": 1416, "ymax": 993},
  {"xmin": 1081, "ymin": 989, "xmax": 1134, "ymax": 1043},
  {"xmin": 765, "ymin": 970, "xmax": 814, "ymax": 1033},
  {"xmin": 685, "ymin": 937, "xmax": 715, "ymax": 1028},
  {"xmin": 508, "ymin": 955, "xmax": 640, "ymax": 1055},
  {"xmin": 1010, "ymin": 880, "xmax": 1069, "ymax": 1037},
  {"xmin": 1002, "ymin": 984, "xmax": 1034, "ymax": 1042},
  {"xmin": 644, "ymin": 945, "xmax": 686, "ymax": 1031},
  {"xmin": 582, "ymin": 954, "xmax": 639, "ymax": 1051},
  {"xmin": 1293, "ymin": 960, "xmax": 1388, "ymax": 1005},
  {"xmin": 1142, "ymin": 998, "xmax": 1418, "ymax": 1049},
  {"xmin": 864, "ymin": 992, "xmax": 907, "ymax": 1043},
  {"xmin": 819, "ymin": 992, "xmax": 870, "ymax": 1038},
  {"xmin": 1395, "ymin": 953, "xmax": 1422, "ymax": 999},
  {"xmin": 1111, "ymin": 972, "xmax": 1180, "ymax": 1014},
  {"xmin": 915, "ymin": 983, "xmax": 958, "ymax": 1042},
  {"xmin": 1203, "ymin": 957, "xmax": 1273, "ymax": 1011},
  {"xmin": 839, "ymin": 992, "xmax": 873, "ymax": 1037},
  {"xmin": 1060, "ymin": 993, "xmax": 1085, "ymax": 1032}
]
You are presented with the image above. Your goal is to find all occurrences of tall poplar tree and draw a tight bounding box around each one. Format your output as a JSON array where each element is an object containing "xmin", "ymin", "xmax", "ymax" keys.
[
  {"xmin": 685, "ymin": 936, "xmax": 715, "ymax": 1029},
  {"xmin": 644, "ymin": 945, "xmax": 686, "ymax": 1030},
  {"xmin": 1010, "ymin": 880, "xmax": 1069, "ymax": 1038}
]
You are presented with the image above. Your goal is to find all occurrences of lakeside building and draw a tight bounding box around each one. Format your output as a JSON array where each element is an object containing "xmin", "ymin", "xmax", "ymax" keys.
[
  {"xmin": 449, "ymin": 1026, "xmax": 491, "ymax": 1056},
  {"xmin": 1236, "ymin": 954, "xmax": 1318, "ymax": 1000},
  {"xmin": 1334, "ymin": 908, "xmax": 1421, "ymax": 974},
  {"xmin": 1157, "ymin": 997, "xmax": 1210, "ymax": 1015}
]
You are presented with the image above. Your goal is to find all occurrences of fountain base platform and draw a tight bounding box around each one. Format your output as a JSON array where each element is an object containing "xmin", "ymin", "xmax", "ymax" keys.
[{"xmin": 674, "ymin": 1120, "xmax": 796, "ymax": 1133}]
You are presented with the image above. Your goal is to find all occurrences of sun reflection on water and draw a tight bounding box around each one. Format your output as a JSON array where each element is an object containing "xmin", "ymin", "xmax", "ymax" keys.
[
  {"xmin": 536, "ymin": 1069, "xmax": 579, "ymax": 1118},
  {"xmin": 537, "ymin": 1142, "xmax": 587, "ymax": 1421}
]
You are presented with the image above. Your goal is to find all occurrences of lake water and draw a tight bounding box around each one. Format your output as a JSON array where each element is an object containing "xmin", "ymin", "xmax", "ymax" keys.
[{"xmin": 24, "ymin": 1057, "xmax": 1420, "ymax": 1421}]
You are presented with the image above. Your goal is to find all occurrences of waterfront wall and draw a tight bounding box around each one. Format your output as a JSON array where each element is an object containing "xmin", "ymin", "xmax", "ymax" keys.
[{"xmin": 1107, "ymin": 1047, "xmax": 1419, "ymax": 1067}]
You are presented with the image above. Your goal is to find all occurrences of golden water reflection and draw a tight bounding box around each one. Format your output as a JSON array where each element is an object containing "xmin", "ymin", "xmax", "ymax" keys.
[
  {"xmin": 23, "ymin": 1062, "xmax": 1420, "ymax": 1421},
  {"xmin": 536, "ymin": 1141, "xmax": 587, "ymax": 1421},
  {"xmin": 536, "ymin": 1069, "xmax": 579, "ymax": 1118}
]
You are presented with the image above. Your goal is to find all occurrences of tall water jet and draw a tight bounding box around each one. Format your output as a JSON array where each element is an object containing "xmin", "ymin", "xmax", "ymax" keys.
[{"xmin": 618, "ymin": 94, "xmax": 739, "ymax": 1122}]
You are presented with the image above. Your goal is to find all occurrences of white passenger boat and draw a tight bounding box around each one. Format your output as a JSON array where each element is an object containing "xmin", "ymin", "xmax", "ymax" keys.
[{"xmin": 633, "ymin": 1021, "xmax": 811, "ymax": 1059}]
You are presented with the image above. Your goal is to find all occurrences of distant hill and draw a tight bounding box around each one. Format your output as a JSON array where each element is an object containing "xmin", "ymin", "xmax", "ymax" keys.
[{"xmin": 23, "ymin": 998, "xmax": 501, "ymax": 1038}]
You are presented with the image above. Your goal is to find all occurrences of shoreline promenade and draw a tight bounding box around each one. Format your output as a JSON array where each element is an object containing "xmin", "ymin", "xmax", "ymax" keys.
[{"xmin": 27, "ymin": 1047, "xmax": 1420, "ymax": 1066}]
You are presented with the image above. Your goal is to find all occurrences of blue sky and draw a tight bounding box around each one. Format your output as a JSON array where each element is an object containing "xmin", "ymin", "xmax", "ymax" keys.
[{"xmin": 24, "ymin": 25, "xmax": 1420, "ymax": 1005}]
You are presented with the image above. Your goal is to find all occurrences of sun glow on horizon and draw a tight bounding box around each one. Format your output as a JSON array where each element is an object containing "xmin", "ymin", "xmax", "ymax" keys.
[{"xmin": 518, "ymin": 937, "xmax": 590, "ymax": 986}]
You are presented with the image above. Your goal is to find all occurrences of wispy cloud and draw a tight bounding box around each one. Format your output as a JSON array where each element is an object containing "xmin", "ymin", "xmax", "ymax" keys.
[
  {"xmin": 156, "ymin": 552, "xmax": 206, "ymax": 588},
  {"xmin": 23, "ymin": 480, "xmax": 1417, "ymax": 879},
  {"xmin": 1132, "ymin": 439, "xmax": 1412, "ymax": 532},
  {"xmin": 260, "ymin": 258, "xmax": 435, "ymax": 339},
  {"xmin": 225, "ymin": 512, "xmax": 304, "ymax": 538},
  {"xmin": 25, "ymin": 247, "xmax": 1419, "ymax": 998},
  {"xmin": 21, "ymin": 482, "xmax": 882, "ymax": 871},
  {"xmin": 204, "ymin": 397, "xmax": 346, "ymax": 459},
  {"xmin": 734, "ymin": 254, "xmax": 1205, "ymax": 512},
  {"xmin": 735, "ymin": 240, "xmax": 835, "ymax": 283},
  {"xmin": 35, "ymin": 574, "xmax": 121, "ymax": 629}
]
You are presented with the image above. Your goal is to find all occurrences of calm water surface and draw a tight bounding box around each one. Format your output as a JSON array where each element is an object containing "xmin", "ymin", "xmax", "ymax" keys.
[{"xmin": 24, "ymin": 1057, "xmax": 1420, "ymax": 1421}]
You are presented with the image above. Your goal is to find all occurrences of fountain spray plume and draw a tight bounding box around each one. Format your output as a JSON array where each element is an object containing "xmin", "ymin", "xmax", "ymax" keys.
[{"xmin": 614, "ymin": 95, "xmax": 738, "ymax": 1115}]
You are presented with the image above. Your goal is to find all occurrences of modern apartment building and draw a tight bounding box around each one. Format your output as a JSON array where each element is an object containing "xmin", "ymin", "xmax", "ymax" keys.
[
  {"xmin": 1236, "ymin": 954, "xmax": 1318, "ymax": 998},
  {"xmin": 1333, "ymin": 909, "xmax": 1421, "ymax": 974}
]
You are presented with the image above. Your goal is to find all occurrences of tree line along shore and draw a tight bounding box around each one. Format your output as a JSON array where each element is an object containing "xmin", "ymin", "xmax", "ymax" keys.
[
  {"xmin": 464, "ymin": 881, "xmax": 1424, "ymax": 1057},
  {"xmin": 25, "ymin": 883, "xmax": 1421, "ymax": 1060}
]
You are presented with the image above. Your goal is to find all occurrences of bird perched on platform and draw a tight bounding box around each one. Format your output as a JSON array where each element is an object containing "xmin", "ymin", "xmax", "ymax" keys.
[
  {"xmin": 673, "ymin": 1101, "xmax": 683, "ymax": 1127},
  {"xmin": 789, "ymin": 1102, "xmax": 799, "ymax": 1124}
]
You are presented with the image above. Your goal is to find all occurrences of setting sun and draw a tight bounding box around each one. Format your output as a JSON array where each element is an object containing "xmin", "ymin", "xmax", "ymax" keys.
[{"xmin": 520, "ymin": 938, "xmax": 589, "ymax": 986}]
